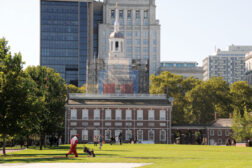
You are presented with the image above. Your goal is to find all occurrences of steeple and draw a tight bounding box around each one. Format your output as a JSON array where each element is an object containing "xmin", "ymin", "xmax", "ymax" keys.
[{"xmin": 114, "ymin": 2, "xmax": 120, "ymax": 32}]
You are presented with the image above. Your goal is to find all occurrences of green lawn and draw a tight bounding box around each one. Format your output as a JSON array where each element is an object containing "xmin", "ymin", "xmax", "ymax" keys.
[{"xmin": 0, "ymin": 144, "xmax": 252, "ymax": 168}]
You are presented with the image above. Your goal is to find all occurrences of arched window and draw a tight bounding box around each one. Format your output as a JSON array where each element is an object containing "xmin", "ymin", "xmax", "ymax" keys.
[{"xmin": 115, "ymin": 41, "xmax": 119, "ymax": 51}]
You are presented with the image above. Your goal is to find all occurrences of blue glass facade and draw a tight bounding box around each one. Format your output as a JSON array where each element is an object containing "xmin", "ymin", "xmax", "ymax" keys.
[{"xmin": 41, "ymin": 1, "xmax": 93, "ymax": 87}]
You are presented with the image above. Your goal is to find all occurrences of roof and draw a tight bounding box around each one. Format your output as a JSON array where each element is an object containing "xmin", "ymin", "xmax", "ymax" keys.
[
  {"xmin": 210, "ymin": 119, "xmax": 233, "ymax": 128},
  {"xmin": 67, "ymin": 94, "xmax": 171, "ymax": 107},
  {"xmin": 110, "ymin": 32, "xmax": 124, "ymax": 38}
]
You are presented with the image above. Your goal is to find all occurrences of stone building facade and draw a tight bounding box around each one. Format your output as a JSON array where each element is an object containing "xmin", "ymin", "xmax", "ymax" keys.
[
  {"xmin": 65, "ymin": 93, "xmax": 172, "ymax": 144},
  {"xmin": 245, "ymin": 51, "xmax": 252, "ymax": 86}
]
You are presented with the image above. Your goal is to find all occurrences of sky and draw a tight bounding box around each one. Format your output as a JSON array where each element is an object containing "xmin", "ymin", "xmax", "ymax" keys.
[{"xmin": 0, "ymin": 0, "xmax": 252, "ymax": 68}]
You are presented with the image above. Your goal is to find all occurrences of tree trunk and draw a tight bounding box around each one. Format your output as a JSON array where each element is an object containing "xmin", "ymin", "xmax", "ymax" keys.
[
  {"xmin": 40, "ymin": 134, "xmax": 43, "ymax": 150},
  {"xmin": 2, "ymin": 134, "xmax": 6, "ymax": 156},
  {"xmin": 26, "ymin": 135, "xmax": 29, "ymax": 148}
]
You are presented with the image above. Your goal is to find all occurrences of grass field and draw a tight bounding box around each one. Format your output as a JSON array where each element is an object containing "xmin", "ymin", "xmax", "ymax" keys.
[{"xmin": 0, "ymin": 144, "xmax": 252, "ymax": 168}]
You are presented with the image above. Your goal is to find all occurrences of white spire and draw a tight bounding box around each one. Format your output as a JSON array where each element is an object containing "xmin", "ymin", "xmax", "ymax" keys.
[{"xmin": 114, "ymin": 2, "xmax": 120, "ymax": 32}]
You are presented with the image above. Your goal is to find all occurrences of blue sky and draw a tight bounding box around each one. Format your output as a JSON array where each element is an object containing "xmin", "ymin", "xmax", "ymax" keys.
[{"xmin": 0, "ymin": 0, "xmax": 252, "ymax": 67}]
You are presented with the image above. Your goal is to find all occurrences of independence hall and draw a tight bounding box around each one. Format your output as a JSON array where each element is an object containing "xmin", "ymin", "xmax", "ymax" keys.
[{"xmin": 65, "ymin": 93, "xmax": 172, "ymax": 144}]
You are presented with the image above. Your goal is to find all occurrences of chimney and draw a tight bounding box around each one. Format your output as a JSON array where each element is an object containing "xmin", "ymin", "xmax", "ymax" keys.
[
  {"xmin": 229, "ymin": 113, "xmax": 233, "ymax": 119},
  {"xmin": 215, "ymin": 112, "xmax": 218, "ymax": 120}
]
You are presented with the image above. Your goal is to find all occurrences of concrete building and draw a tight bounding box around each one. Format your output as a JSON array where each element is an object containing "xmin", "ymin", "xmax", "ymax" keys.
[
  {"xmin": 99, "ymin": 2, "xmax": 137, "ymax": 94},
  {"xmin": 245, "ymin": 52, "xmax": 252, "ymax": 86},
  {"xmin": 159, "ymin": 61, "xmax": 203, "ymax": 80},
  {"xmin": 203, "ymin": 45, "xmax": 252, "ymax": 84},
  {"xmin": 40, "ymin": 0, "xmax": 103, "ymax": 87},
  {"xmin": 65, "ymin": 93, "xmax": 172, "ymax": 144},
  {"xmin": 97, "ymin": 0, "xmax": 160, "ymax": 93}
]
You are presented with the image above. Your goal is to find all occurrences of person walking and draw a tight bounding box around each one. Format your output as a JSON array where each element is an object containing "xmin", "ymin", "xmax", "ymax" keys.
[
  {"xmin": 66, "ymin": 134, "xmax": 79, "ymax": 158},
  {"xmin": 99, "ymin": 136, "xmax": 103, "ymax": 150}
]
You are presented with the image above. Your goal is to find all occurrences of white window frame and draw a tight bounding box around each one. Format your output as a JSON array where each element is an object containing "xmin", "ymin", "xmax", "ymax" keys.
[
  {"xmin": 71, "ymin": 109, "xmax": 77, "ymax": 120},
  {"xmin": 160, "ymin": 130, "xmax": 166, "ymax": 142},
  {"xmin": 218, "ymin": 130, "xmax": 222, "ymax": 136},
  {"xmin": 126, "ymin": 130, "xmax": 133, "ymax": 141},
  {"xmin": 126, "ymin": 109, "xmax": 132, "ymax": 120},
  {"xmin": 105, "ymin": 109, "xmax": 112, "ymax": 120},
  {"xmin": 82, "ymin": 109, "xmax": 89, "ymax": 120},
  {"xmin": 218, "ymin": 138, "xmax": 222, "ymax": 145},
  {"xmin": 94, "ymin": 109, "xmax": 100, "ymax": 120},
  {"xmin": 148, "ymin": 110, "xmax": 155, "ymax": 120},
  {"xmin": 137, "ymin": 110, "xmax": 143, "ymax": 120},
  {"xmin": 137, "ymin": 130, "xmax": 143, "ymax": 141},
  {"xmin": 116, "ymin": 109, "xmax": 122, "ymax": 120},
  {"xmin": 82, "ymin": 130, "xmax": 88, "ymax": 141},
  {"xmin": 225, "ymin": 130, "xmax": 230, "ymax": 136},
  {"xmin": 105, "ymin": 130, "xmax": 111, "ymax": 141},
  {"xmin": 94, "ymin": 130, "xmax": 100, "ymax": 138},
  {"xmin": 160, "ymin": 110, "xmax": 166, "ymax": 121},
  {"xmin": 148, "ymin": 130, "xmax": 155, "ymax": 141},
  {"xmin": 70, "ymin": 130, "xmax": 77, "ymax": 139},
  {"xmin": 210, "ymin": 130, "xmax": 215, "ymax": 136}
]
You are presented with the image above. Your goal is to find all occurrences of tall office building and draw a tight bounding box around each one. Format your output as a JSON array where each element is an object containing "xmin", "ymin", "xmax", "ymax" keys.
[
  {"xmin": 40, "ymin": 0, "xmax": 102, "ymax": 87},
  {"xmin": 98, "ymin": 0, "xmax": 160, "ymax": 93},
  {"xmin": 245, "ymin": 52, "xmax": 252, "ymax": 86},
  {"xmin": 203, "ymin": 45, "xmax": 252, "ymax": 84},
  {"xmin": 159, "ymin": 61, "xmax": 203, "ymax": 80}
]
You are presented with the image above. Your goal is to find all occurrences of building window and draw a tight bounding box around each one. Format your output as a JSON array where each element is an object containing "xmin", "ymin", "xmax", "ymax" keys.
[
  {"xmin": 126, "ymin": 122, "xmax": 132, "ymax": 126},
  {"xmin": 82, "ymin": 130, "xmax": 88, "ymax": 141},
  {"xmin": 135, "ymin": 31, "xmax": 140, "ymax": 37},
  {"xmin": 70, "ymin": 122, "xmax": 77, "ymax": 126},
  {"xmin": 136, "ymin": 10, "xmax": 140, "ymax": 19},
  {"xmin": 105, "ymin": 122, "xmax": 111, "ymax": 126},
  {"xmin": 70, "ymin": 130, "xmax": 77, "ymax": 139},
  {"xmin": 94, "ymin": 109, "xmax": 100, "ymax": 120},
  {"xmin": 126, "ymin": 130, "xmax": 133, "ymax": 141},
  {"xmin": 126, "ymin": 109, "xmax": 132, "ymax": 120},
  {"xmin": 116, "ymin": 109, "xmax": 122, "ymax": 120},
  {"xmin": 137, "ymin": 130, "xmax": 143, "ymax": 141},
  {"xmin": 135, "ymin": 39, "xmax": 140, "ymax": 45},
  {"xmin": 143, "ymin": 31, "xmax": 148, "ymax": 37},
  {"xmin": 137, "ymin": 110, "xmax": 143, "ymax": 120},
  {"xmin": 119, "ymin": 10, "xmax": 124, "ymax": 19},
  {"xmin": 115, "ymin": 122, "xmax": 122, "ymax": 126},
  {"xmin": 218, "ymin": 130, "xmax": 222, "ymax": 136},
  {"xmin": 71, "ymin": 109, "xmax": 77, "ymax": 120},
  {"xmin": 225, "ymin": 130, "xmax": 230, "ymax": 136},
  {"xmin": 105, "ymin": 130, "xmax": 111, "ymax": 141},
  {"xmin": 160, "ymin": 110, "xmax": 166, "ymax": 121},
  {"xmin": 148, "ymin": 130, "xmax": 155, "ymax": 141},
  {"xmin": 143, "ymin": 39, "xmax": 149, "ymax": 45},
  {"xmin": 160, "ymin": 130, "xmax": 166, "ymax": 141},
  {"xmin": 126, "ymin": 31, "xmax": 132, "ymax": 37},
  {"xmin": 127, "ymin": 10, "xmax": 132, "ymax": 19},
  {"xmin": 82, "ymin": 109, "xmax": 88, "ymax": 120},
  {"xmin": 218, "ymin": 139, "xmax": 222, "ymax": 145},
  {"xmin": 210, "ymin": 130, "xmax": 215, "ymax": 136},
  {"xmin": 94, "ymin": 130, "xmax": 100, "ymax": 138},
  {"xmin": 105, "ymin": 109, "xmax": 111, "ymax": 120},
  {"xmin": 111, "ymin": 10, "xmax": 115, "ymax": 19},
  {"xmin": 115, "ymin": 130, "xmax": 122, "ymax": 138},
  {"xmin": 148, "ymin": 110, "xmax": 154, "ymax": 120},
  {"xmin": 144, "ymin": 10, "xmax": 149, "ymax": 19}
]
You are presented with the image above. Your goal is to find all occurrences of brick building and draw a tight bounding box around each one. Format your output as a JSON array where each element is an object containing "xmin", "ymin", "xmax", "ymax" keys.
[
  {"xmin": 65, "ymin": 93, "xmax": 172, "ymax": 144},
  {"xmin": 172, "ymin": 118, "xmax": 233, "ymax": 145}
]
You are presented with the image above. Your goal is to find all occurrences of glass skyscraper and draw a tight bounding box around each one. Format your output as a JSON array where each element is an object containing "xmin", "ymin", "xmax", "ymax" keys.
[{"xmin": 40, "ymin": 0, "xmax": 102, "ymax": 87}]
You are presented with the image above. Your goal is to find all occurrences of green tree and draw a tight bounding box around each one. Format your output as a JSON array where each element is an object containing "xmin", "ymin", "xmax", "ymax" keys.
[
  {"xmin": 0, "ymin": 38, "xmax": 35, "ymax": 155},
  {"xmin": 230, "ymin": 81, "xmax": 252, "ymax": 115},
  {"xmin": 25, "ymin": 66, "xmax": 67, "ymax": 150},
  {"xmin": 184, "ymin": 77, "xmax": 231, "ymax": 124},
  {"xmin": 150, "ymin": 72, "xmax": 202, "ymax": 124}
]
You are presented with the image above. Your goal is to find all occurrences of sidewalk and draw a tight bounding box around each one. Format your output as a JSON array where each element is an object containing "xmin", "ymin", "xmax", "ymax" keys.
[{"xmin": 0, "ymin": 163, "xmax": 149, "ymax": 168}]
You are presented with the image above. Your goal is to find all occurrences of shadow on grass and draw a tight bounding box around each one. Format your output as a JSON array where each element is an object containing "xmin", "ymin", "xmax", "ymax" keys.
[{"xmin": 0, "ymin": 157, "xmax": 68, "ymax": 163}]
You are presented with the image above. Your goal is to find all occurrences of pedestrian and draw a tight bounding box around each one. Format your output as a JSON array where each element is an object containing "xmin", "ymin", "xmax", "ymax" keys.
[
  {"xmin": 99, "ymin": 136, "xmax": 103, "ymax": 150},
  {"xmin": 66, "ymin": 134, "xmax": 79, "ymax": 158},
  {"xmin": 93, "ymin": 136, "xmax": 98, "ymax": 146},
  {"xmin": 119, "ymin": 132, "xmax": 123, "ymax": 145}
]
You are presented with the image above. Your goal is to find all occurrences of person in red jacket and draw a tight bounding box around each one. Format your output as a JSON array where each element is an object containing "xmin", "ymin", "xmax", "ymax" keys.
[{"xmin": 66, "ymin": 134, "xmax": 79, "ymax": 157}]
